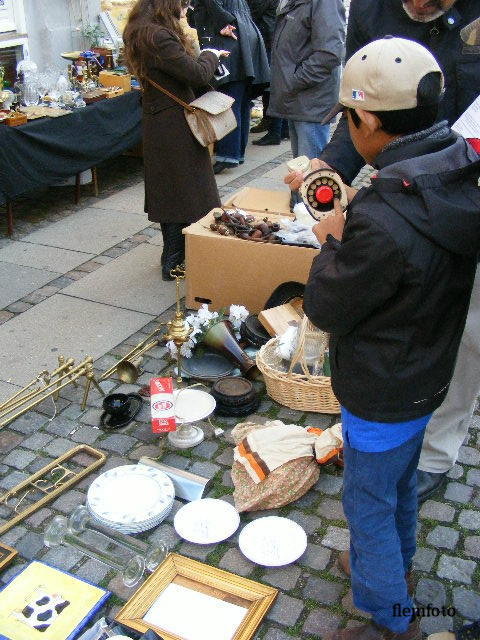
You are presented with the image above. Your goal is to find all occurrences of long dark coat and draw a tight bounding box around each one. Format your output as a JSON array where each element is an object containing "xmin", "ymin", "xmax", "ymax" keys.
[
  {"xmin": 142, "ymin": 28, "xmax": 221, "ymax": 223},
  {"xmin": 192, "ymin": 0, "xmax": 270, "ymax": 86}
]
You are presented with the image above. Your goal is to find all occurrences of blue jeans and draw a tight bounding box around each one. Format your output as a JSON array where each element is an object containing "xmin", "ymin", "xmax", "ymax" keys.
[
  {"xmin": 288, "ymin": 120, "xmax": 330, "ymax": 159},
  {"xmin": 342, "ymin": 429, "xmax": 425, "ymax": 632},
  {"xmin": 215, "ymin": 81, "xmax": 251, "ymax": 164}
]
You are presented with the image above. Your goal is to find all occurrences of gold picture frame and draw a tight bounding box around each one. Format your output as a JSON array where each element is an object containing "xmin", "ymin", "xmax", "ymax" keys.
[
  {"xmin": 115, "ymin": 553, "xmax": 278, "ymax": 640},
  {"xmin": 0, "ymin": 543, "xmax": 17, "ymax": 572}
]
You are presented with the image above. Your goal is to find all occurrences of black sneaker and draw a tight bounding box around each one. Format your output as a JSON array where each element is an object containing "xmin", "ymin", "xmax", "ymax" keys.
[
  {"xmin": 213, "ymin": 161, "xmax": 237, "ymax": 175},
  {"xmin": 252, "ymin": 132, "xmax": 281, "ymax": 146},
  {"xmin": 416, "ymin": 470, "xmax": 448, "ymax": 504},
  {"xmin": 250, "ymin": 118, "xmax": 269, "ymax": 133}
]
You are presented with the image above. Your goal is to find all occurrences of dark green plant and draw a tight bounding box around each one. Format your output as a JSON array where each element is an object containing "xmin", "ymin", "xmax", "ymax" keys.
[{"xmin": 82, "ymin": 23, "xmax": 104, "ymax": 49}]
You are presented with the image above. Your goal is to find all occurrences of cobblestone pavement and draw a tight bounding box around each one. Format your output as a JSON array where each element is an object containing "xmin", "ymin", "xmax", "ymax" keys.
[{"xmin": 0, "ymin": 145, "xmax": 478, "ymax": 639}]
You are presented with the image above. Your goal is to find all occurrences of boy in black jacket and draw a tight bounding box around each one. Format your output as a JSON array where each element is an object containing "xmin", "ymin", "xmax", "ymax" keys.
[{"xmin": 302, "ymin": 37, "xmax": 480, "ymax": 640}]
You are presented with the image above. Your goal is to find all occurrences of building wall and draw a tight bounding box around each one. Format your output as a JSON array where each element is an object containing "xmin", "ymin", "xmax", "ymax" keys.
[{"xmin": 23, "ymin": 0, "xmax": 101, "ymax": 70}]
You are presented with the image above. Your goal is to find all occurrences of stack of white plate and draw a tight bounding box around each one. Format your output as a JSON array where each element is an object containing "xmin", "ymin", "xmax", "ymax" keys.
[{"xmin": 87, "ymin": 464, "xmax": 175, "ymax": 534}]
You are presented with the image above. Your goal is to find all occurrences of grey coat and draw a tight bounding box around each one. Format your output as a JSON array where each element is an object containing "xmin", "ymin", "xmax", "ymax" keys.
[
  {"xmin": 268, "ymin": 0, "xmax": 345, "ymax": 122},
  {"xmin": 193, "ymin": 0, "xmax": 270, "ymax": 85}
]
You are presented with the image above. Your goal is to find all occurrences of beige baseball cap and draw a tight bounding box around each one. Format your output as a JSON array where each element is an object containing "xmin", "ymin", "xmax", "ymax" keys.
[
  {"xmin": 322, "ymin": 36, "xmax": 444, "ymax": 124},
  {"xmin": 461, "ymin": 17, "xmax": 480, "ymax": 45}
]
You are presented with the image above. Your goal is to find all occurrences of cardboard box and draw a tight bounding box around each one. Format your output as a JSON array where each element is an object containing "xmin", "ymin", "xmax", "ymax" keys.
[
  {"xmin": 224, "ymin": 186, "xmax": 294, "ymax": 218},
  {"xmin": 184, "ymin": 189, "xmax": 319, "ymax": 313},
  {"xmin": 99, "ymin": 70, "xmax": 131, "ymax": 92}
]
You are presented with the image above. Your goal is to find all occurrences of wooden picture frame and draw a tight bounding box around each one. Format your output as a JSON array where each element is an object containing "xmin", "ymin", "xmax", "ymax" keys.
[
  {"xmin": 0, "ymin": 543, "xmax": 17, "ymax": 572},
  {"xmin": 115, "ymin": 553, "xmax": 278, "ymax": 640}
]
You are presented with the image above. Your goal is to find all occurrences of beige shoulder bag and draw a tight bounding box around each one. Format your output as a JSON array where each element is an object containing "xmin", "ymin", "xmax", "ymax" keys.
[{"xmin": 146, "ymin": 77, "xmax": 237, "ymax": 147}]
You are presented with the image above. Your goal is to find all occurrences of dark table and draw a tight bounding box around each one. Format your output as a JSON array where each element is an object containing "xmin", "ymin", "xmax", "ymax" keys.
[{"xmin": 0, "ymin": 91, "xmax": 142, "ymax": 234}]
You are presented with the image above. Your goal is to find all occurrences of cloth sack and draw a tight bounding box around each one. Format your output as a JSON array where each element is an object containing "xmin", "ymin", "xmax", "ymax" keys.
[
  {"xmin": 230, "ymin": 420, "xmax": 343, "ymax": 512},
  {"xmin": 146, "ymin": 77, "xmax": 236, "ymax": 147},
  {"xmin": 233, "ymin": 420, "xmax": 343, "ymax": 483},
  {"xmin": 231, "ymin": 421, "xmax": 319, "ymax": 512}
]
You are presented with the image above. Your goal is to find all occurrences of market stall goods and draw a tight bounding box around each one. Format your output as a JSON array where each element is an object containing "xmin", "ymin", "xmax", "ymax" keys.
[
  {"xmin": 115, "ymin": 553, "xmax": 277, "ymax": 640},
  {"xmin": 86, "ymin": 464, "xmax": 175, "ymax": 534},
  {"xmin": 0, "ymin": 446, "xmax": 106, "ymax": 535},
  {"xmin": 0, "ymin": 561, "xmax": 109, "ymax": 640},
  {"xmin": 239, "ymin": 516, "xmax": 308, "ymax": 566},
  {"xmin": 174, "ymin": 498, "xmax": 240, "ymax": 544}
]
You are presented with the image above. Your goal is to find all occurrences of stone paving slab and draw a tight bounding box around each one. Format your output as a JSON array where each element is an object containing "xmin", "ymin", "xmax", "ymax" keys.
[
  {"xmin": 0, "ymin": 294, "xmax": 153, "ymax": 386},
  {"xmin": 146, "ymin": 232, "xmax": 163, "ymax": 247},
  {"xmin": 19, "ymin": 208, "xmax": 150, "ymax": 254},
  {"xmin": 61, "ymin": 243, "xmax": 177, "ymax": 315},
  {"xmin": 241, "ymin": 177, "xmax": 290, "ymax": 193},
  {"xmin": 0, "ymin": 380, "xmax": 22, "ymax": 404},
  {"xmin": 0, "ymin": 242, "xmax": 95, "ymax": 274},
  {"xmin": 0, "ymin": 262, "xmax": 61, "ymax": 309},
  {"xmin": 91, "ymin": 182, "xmax": 146, "ymax": 215},
  {"xmin": 262, "ymin": 163, "xmax": 290, "ymax": 181},
  {"xmin": 214, "ymin": 138, "xmax": 291, "ymax": 187}
]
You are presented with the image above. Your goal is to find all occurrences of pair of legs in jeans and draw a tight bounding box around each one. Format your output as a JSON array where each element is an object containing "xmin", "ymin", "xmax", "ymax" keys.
[
  {"xmin": 215, "ymin": 80, "xmax": 251, "ymax": 165},
  {"xmin": 289, "ymin": 120, "xmax": 330, "ymax": 207},
  {"xmin": 342, "ymin": 428, "xmax": 425, "ymax": 633}
]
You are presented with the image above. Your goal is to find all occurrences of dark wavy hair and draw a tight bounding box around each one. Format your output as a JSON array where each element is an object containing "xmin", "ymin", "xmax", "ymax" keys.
[{"xmin": 123, "ymin": 0, "xmax": 193, "ymax": 86}]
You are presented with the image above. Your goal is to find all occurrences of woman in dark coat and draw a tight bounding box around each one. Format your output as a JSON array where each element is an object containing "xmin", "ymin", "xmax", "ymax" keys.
[
  {"xmin": 192, "ymin": 0, "xmax": 270, "ymax": 173},
  {"xmin": 124, "ymin": 0, "xmax": 227, "ymax": 280}
]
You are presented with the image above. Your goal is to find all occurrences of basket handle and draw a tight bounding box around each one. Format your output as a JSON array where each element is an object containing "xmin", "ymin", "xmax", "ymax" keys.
[{"xmin": 287, "ymin": 315, "xmax": 314, "ymax": 379}]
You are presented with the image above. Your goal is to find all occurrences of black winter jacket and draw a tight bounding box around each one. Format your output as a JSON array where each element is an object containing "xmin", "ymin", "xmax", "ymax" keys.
[
  {"xmin": 192, "ymin": 0, "xmax": 270, "ymax": 85},
  {"xmin": 246, "ymin": 0, "xmax": 278, "ymax": 50},
  {"xmin": 304, "ymin": 127, "xmax": 480, "ymax": 422},
  {"xmin": 321, "ymin": 0, "xmax": 480, "ymax": 183}
]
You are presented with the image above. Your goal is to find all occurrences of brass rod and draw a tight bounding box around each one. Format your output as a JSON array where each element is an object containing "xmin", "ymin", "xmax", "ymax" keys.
[
  {"xmin": 0, "ymin": 445, "xmax": 106, "ymax": 535},
  {"xmin": 0, "ymin": 372, "xmax": 48, "ymax": 411},
  {"xmin": 0, "ymin": 358, "xmax": 92, "ymax": 419},
  {"xmin": 0, "ymin": 364, "xmax": 90, "ymax": 429}
]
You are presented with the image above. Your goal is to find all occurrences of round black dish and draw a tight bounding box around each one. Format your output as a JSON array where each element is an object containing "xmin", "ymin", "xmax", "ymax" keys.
[
  {"xmin": 211, "ymin": 377, "xmax": 257, "ymax": 407},
  {"xmin": 240, "ymin": 314, "xmax": 270, "ymax": 348},
  {"xmin": 100, "ymin": 393, "xmax": 143, "ymax": 430},
  {"xmin": 214, "ymin": 395, "xmax": 261, "ymax": 417}
]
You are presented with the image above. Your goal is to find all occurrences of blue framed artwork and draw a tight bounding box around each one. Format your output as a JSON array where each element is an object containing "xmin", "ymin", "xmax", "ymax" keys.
[{"xmin": 0, "ymin": 561, "xmax": 110, "ymax": 640}]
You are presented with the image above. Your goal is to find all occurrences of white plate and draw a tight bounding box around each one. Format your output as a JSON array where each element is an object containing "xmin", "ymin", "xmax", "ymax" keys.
[
  {"xmin": 239, "ymin": 516, "xmax": 308, "ymax": 566},
  {"xmin": 173, "ymin": 389, "xmax": 216, "ymax": 424},
  {"xmin": 174, "ymin": 498, "xmax": 240, "ymax": 544},
  {"xmin": 87, "ymin": 465, "xmax": 174, "ymax": 526}
]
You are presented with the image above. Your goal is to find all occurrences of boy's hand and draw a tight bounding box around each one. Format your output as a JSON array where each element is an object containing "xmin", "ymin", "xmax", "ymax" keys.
[
  {"xmin": 312, "ymin": 198, "xmax": 345, "ymax": 243},
  {"xmin": 284, "ymin": 159, "xmax": 357, "ymax": 204},
  {"xmin": 284, "ymin": 158, "xmax": 328, "ymax": 191}
]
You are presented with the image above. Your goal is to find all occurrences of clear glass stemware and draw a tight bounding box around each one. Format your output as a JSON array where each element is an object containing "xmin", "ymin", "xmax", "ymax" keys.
[
  {"xmin": 68, "ymin": 505, "xmax": 168, "ymax": 572},
  {"xmin": 44, "ymin": 515, "xmax": 146, "ymax": 587}
]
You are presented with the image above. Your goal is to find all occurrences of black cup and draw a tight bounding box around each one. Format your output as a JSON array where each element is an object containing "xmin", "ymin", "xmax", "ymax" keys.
[{"xmin": 102, "ymin": 393, "xmax": 131, "ymax": 418}]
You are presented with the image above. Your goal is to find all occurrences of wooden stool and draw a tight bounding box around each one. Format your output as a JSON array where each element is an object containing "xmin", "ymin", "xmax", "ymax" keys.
[{"xmin": 74, "ymin": 167, "xmax": 99, "ymax": 204}]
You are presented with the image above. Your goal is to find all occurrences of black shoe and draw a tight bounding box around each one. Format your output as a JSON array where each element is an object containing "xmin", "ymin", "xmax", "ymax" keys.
[
  {"xmin": 250, "ymin": 118, "xmax": 269, "ymax": 133},
  {"xmin": 417, "ymin": 470, "xmax": 448, "ymax": 504},
  {"xmin": 213, "ymin": 161, "xmax": 237, "ymax": 175},
  {"xmin": 252, "ymin": 132, "xmax": 281, "ymax": 146}
]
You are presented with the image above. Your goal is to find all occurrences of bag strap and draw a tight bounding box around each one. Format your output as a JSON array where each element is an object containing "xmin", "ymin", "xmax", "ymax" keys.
[{"xmin": 145, "ymin": 76, "xmax": 196, "ymax": 113}]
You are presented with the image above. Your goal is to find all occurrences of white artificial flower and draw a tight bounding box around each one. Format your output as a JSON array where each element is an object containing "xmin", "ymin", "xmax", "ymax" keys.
[
  {"xmin": 197, "ymin": 303, "xmax": 214, "ymax": 323},
  {"xmin": 228, "ymin": 304, "xmax": 249, "ymax": 330},
  {"xmin": 180, "ymin": 341, "xmax": 194, "ymax": 358},
  {"xmin": 166, "ymin": 340, "xmax": 178, "ymax": 357}
]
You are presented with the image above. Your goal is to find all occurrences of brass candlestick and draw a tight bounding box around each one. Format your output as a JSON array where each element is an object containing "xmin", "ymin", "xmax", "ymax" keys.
[{"xmin": 162, "ymin": 266, "xmax": 192, "ymax": 384}]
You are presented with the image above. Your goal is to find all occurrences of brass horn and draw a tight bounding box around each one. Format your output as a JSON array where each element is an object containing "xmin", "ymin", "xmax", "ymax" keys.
[{"xmin": 99, "ymin": 326, "xmax": 166, "ymax": 383}]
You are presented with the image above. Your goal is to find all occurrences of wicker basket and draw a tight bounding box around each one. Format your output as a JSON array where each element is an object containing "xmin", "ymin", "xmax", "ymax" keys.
[{"xmin": 256, "ymin": 316, "xmax": 340, "ymax": 414}]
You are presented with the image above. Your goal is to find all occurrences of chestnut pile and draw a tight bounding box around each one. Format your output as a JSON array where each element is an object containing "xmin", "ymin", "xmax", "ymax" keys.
[{"xmin": 210, "ymin": 209, "xmax": 282, "ymax": 243}]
